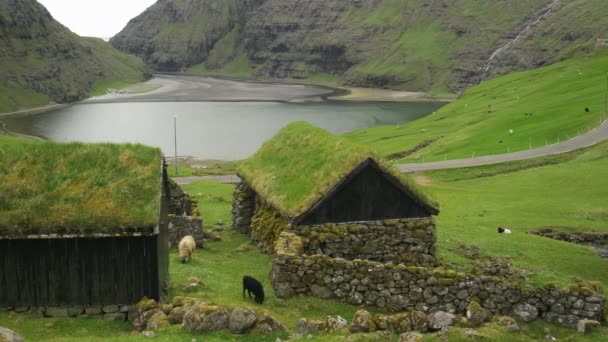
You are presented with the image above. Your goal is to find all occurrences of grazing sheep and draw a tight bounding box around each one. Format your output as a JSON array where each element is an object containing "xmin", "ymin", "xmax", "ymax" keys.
[
  {"xmin": 178, "ymin": 235, "xmax": 196, "ymax": 263},
  {"xmin": 243, "ymin": 275, "xmax": 265, "ymax": 304},
  {"xmin": 498, "ymin": 227, "xmax": 512, "ymax": 234}
]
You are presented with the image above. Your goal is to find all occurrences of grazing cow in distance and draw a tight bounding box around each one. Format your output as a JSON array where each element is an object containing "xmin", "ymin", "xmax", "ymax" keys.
[
  {"xmin": 243, "ymin": 275, "xmax": 265, "ymax": 304},
  {"xmin": 498, "ymin": 227, "xmax": 512, "ymax": 234}
]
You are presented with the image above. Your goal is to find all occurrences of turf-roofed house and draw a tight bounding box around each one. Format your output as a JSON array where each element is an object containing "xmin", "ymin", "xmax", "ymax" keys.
[
  {"xmin": 0, "ymin": 140, "xmax": 170, "ymax": 316},
  {"xmin": 233, "ymin": 121, "xmax": 440, "ymax": 266}
]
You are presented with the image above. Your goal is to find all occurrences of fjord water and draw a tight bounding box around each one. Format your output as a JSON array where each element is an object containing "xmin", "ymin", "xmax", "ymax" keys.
[{"xmin": 5, "ymin": 101, "xmax": 443, "ymax": 160}]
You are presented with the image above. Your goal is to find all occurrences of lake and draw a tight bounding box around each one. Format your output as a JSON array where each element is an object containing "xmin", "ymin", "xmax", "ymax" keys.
[{"xmin": 4, "ymin": 101, "xmax": 444, "ymax": 160}]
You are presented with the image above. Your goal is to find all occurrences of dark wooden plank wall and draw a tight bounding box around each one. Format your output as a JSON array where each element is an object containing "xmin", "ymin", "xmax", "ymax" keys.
[
  {"xmin": 298, "ymin": 164, "xmax": 431, "ymax": 225},
  {"xmin": 0, "ymin": 236, "xmax": 160, "ymax": 307}
]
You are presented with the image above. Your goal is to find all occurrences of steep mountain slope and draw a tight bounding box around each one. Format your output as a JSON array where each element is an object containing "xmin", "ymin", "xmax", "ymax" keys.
[
  {"xmin": 111, "ymin": 0, "xmax": 608, "ymax": 93},
  {"xmin": 0, "ymin": 0, "xmax": 147, "ymax": 113}
]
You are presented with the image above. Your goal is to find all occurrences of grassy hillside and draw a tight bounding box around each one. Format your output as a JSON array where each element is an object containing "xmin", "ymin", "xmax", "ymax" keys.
[
  {"xmin": 346, "ymin": 50, "xmax": 608, "ymax": 162},
  {"xmin": 0, "ymin": 0, "xmax": 147, "ymax": 113},
  {"xmin": 426, "ymin": 142, "xmax": 608, "ymax": 288},
  {"xmin": 112, "ymin": 0, "xmax": 608, "ymax": 93}
]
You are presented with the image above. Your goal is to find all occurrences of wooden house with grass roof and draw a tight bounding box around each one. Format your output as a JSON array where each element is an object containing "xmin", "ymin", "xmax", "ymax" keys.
[
  {"xmin": 0, "ymin": 137, "xmax": 169, "ymax": 311},
  {"xmin": 233, "ymin": 122, "xmax": 440, "ymax": 266}
]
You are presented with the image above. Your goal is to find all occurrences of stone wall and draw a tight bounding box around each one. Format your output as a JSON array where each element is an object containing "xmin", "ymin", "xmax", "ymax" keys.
[
  {"xmin": 0, "ymin": 305, "xmax": 133, "ymax": 321},
  {"xmin": 294, "ymin": 218, "xmax": 436, "ymax": 266},
  {"xmin": 232, "ymin": 182, "xmax": 256, "ymax": 234},
  {"xmin": 168, "ymin": 179, "xmax": 196, "ymax": 216},
  {"xmin": 271, "ymin": 232, "xmax": 605, "ymax": 327},
  {"xmin": 168, "ymin": 215, "xmax": 204, "ymax": 248}
]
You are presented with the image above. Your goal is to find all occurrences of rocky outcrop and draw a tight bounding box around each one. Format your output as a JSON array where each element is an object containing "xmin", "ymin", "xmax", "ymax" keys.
[
  {"xmin": 111, "ymin": 0, "xmax": 608, "ymax": 93},
  {"xmin": 0, "ymin": 0, "xmax": 146, "ymax": 112}
]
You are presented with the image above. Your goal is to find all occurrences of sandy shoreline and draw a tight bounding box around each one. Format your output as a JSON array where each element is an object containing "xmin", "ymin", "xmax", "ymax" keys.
[{"xmin": 0, "ymin": 75, "xmax": 454, "ymax": 120}]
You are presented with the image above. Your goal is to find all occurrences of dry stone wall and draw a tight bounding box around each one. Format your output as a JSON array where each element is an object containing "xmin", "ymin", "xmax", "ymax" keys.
[
  {"xmin": 168, "ymin": 215, "xmax": 204, "ymax": 248},
  {"xmin": 271, "ymin": 232, "xmax": 605, "ymax": 327},
  {"xmin": 0, "ymin": 305, "xmax": 132, "ymax": 321},
  {"xmin": 295, "ymin": 218, "xmax": 436, "ymax": 266},
  {"xmin": 232, "ymin": 182, "xmax": 256, "ymax": 234}
]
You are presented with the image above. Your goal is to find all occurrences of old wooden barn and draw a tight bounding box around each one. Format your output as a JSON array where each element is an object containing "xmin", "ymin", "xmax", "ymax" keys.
[
  {"xmin": 0, "ymin": 140, "xmax": 169, "ymax": 309},
  {"xmin": 233, "ymin": 122, "xmax": 440, "ymax": 265}
]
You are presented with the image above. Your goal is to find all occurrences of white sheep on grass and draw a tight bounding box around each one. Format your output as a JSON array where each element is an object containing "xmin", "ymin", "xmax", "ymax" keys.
[{"xmin": 178, "ymin": 235, "xmax": 196, "ymax": 264}]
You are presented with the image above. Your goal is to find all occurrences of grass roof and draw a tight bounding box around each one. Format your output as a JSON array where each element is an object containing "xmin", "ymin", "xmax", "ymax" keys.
[
  {"xmin": 0, "ymin": 135, "xmax": 163, "ymax": 237},
  {"xmin": 237, "ymin": 122, "xmax": 439, "ymax": 219}
]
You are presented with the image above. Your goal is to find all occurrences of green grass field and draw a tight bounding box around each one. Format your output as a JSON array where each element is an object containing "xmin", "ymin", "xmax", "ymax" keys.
[
  {"xmin": 2, "ymin": 141, "xmax": 607, "ymax": 340},
  {"xmin": 346, "ymin": 50, "xmax": 608, "ymax": 162}
]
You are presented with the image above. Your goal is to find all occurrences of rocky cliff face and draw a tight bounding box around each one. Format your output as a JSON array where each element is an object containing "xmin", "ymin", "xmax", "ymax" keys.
[
  {"xmin": 0, "ymin": 0, "xmax": 147, "ymax": 112},
  {"xmin": 111, "ymin": 0, "xmax": 608, "ymax": 93}
]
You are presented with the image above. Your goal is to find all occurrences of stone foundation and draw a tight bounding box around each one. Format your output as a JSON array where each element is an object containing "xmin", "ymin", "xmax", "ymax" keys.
[
  {"xmin": 295, "ymin": 218, "xmax": 436, "ymax": 266},
  {"xmin": 168, "ymin": 215, "xmax": 204, "ymax": 247},
  {"xmin": 271, "ymin": 232, "xmax": 605, "ymax": 327},
  {"xmin": 232, "ymin": 182, "xmax": 256, "ymax": 234},
  {"xmin": 1, "ymin": 305, "xmax": 133, "ymax": 320}
]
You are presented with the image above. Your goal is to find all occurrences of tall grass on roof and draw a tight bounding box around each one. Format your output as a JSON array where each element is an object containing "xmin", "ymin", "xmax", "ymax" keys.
[
  {"xmin": 237, "ymin": 122, "xmax": 438, "ymax": 219},
  {"xmin": 0, "ymin": 136, "xmax": 162, "ymax": 236}
]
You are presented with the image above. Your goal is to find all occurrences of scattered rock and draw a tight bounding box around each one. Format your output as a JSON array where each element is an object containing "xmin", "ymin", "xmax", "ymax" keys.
[
  {"xmin": 350, "ymin": 309, "xmax": 377, "ymax": 333},
  {"xmin": 428, "ymin": 311, "xmax": 455, "ymax": 330},
  {"xmin": 183, "ymin": 277, "xmax": 204, "ymax": 291},
  {"xmin": 512, "ymin": 303, "xmax": 539, "ymax": 323},
  {"xmin": 146, "ymin": 310, "xmax": 171, "ymax": 330},
  {"xmin": 235, "ymin": 244, "xmax": 250, "ymax": 253},
  {"xmin": 297, "ymin": 318, "xmax": 324, "ymax": 335},
  {"xmin": 142, "ymin": 330, "xmax": 155, "ymax": 339},
  {"xmin": 229, "ymin": 307, "xmax": 257, "ymax": 334},
  {"xmin": 577, "ymin": 319, "xmax": 600, "ymax": 334},
  {"xmin": 182, "ymin": 305, "xmax": 229, "ymax": 332},
  {"xmin": 466, "ymin": 301, "xmax": 490, "ymax": 325},
  {"xmin": 203, "ymin": 230, "xmax": 221, "ymax": 241},
  {"xmin": 399, "ymin": 331, "xmax": 424, "ymax": 342},
  {"xmin": 323, "ymin": 315, "xmax": 348, "ymax": 332},
  {"xmin": 0, "ymin": 327, "xmax": 24, "ymax": 342},
  {"xmin": 252, "ymin": 311, "xmax": 288, "ymax": 334}
]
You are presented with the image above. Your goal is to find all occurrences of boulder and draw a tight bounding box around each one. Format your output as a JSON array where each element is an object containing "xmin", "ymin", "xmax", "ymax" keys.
[
  {"xmin": 146, "ymin": 310, "xmax": 170, "ymax": 330},
  {"xmin": 512, "ymin": 303, "xmax": 538, "ymax": 323},
  {"xmin": 577, "ymin": 319, "xmax": 601, "ymax": 334},
  {"xmin": 466, "ymin": 301, "xmax": 490, "ymax": 325},
  {"xmin": 388, "ymin": 313, "xmax": 412, "ymax": 334},
  {"xmin": 350, "ymin": 309, "xmax": 377, "ymax": 333},
  {"xmin": 399, "ymin": 331, "xmax": 424, "ymax": 342},
  {"xmin": 323, "ymin": 315, "xmax": 348, "ymax": 332},
  {"xmin": 297, "ymin": 318, "xmax": 324, "ymax": 335},
  {"xmin": 410, "ymin": 311, "xmax": 429, "ymax": 333},
  {"xmin": 251, "ymin": 311, "xmax": 287, "ymax": 334},
  {"xmin": 372, "ymin": 314, "xmax": 391, "ymax": 331},
  {"xmin": 182, "ymin": 305, "xmax": 229, "ymax": 332},
  {"xmin": 0, "ymin": 327, "xmax": 24, "ymax": 342},
  {"xmin": 169, "ymin": 306, "xmax": 190, "ymax": 324},
  {"xmin": 229, "ymin": 307, "xmax": 257, "ymax": 334},
  {"xmin": 428, "ymin": 311, "xmax": 455, "ymax": 330}
]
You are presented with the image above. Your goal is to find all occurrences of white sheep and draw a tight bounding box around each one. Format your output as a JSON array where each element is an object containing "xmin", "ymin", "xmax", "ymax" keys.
[{"xmin": 178, "ymin": 235, "xmax": 196, "ymax": 264}]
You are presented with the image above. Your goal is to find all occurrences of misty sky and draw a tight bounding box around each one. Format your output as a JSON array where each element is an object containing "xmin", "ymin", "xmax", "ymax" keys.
[{"xmin": 37, "ymin": 0, "xmax": 157, "ymax": 38}]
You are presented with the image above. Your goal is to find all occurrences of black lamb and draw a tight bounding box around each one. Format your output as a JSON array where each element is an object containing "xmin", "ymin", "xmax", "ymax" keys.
[{"xmin": 243, "ymin": 275, "xmax": 265, "ymax": 304}]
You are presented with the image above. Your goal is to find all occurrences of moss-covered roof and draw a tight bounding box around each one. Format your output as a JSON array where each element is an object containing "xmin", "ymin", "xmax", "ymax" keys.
[
  {"xmin": 0, "ymin": 136, "xmax": 163, "ymax": 237},
  {"xmin": 237, "ymin": 122, "xmax": 439, "ymax": 219}
]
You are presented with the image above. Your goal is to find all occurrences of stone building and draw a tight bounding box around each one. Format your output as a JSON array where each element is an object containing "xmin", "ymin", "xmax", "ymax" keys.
[{"xmin": 232, "ymin": 121, "xmax": 440, "ymax": 265}]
